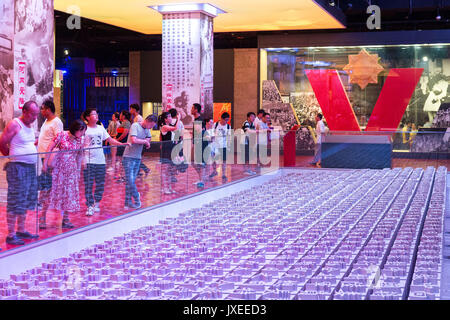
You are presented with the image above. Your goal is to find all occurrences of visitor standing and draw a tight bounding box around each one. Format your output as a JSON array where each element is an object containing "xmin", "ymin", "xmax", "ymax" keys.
[
  {"xmin": 242, "ymin": 112, "xmax": 257, "ymax": 175},
  {"xmin": 402, "ymin": 122, "xmax": 412, "ymax": 150},
  {"xmin": 122, "ymin": 115, "xmax": 157, "ymax": 208},
  {"xmin": 106, "ymin": 112, "xmax": 120, "ymax": 175},
  {"xmin": 38, "ymin": 100, "xmax": 64, "ymax": 157},
  {"xmin": 129, "ymin": 103, "xmax": 144, "ymax": 124},
  {"xmin": 256, "ymin": 112, "xmax": 272, "ymax": 168},
  {"xmin": 169, "ymin": 108, "xmax": 185, "ymax": 183},
  {"xmin": 83, "ymin": 108, "xmax": 129, "ymax": 216},
  {"xmin": 129, "ymin": 104, "xmax": 150, "ymax": 177},
  {"xmin": 115, "ymin": 110, "xmax": 132, "ymax": 182},
  {"xmin": 191, "ymin": 103, "xmax": 207, "ymax": 188},
  {"xmin": 42, "ymin": 120, "xmax": 87, "ymax": 229},
  {"xmin": 203, "ymin": 119, "xmax": 216, "ymax": 179},
  {"xmin": 116, "ymin": 110, "xmax": 132, "ymax": 155},
  {"xmin": 37, "ymin": 99, "xmax": 64, "ymax": 228},
  {"xmin": 253, "ymin": 109, "xmax": 265, "ymax": 130},
  {"xmin": 0, "ymin": 101, "xmax": 40, "ymax": 245},
  {"xmin": 213, "ymin": 112, "xmax": 231, "ymax": 180}
]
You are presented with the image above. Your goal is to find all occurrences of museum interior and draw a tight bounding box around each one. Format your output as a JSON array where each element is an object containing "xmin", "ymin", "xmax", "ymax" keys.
[{"xmin": 0, "ymin": 0, "xmax": 449, "ymax": 301}]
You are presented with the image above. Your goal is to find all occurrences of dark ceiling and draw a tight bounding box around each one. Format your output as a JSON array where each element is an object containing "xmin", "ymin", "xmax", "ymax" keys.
[{"xmin": 55, "ymin": 0, "xmax": 450, "ymax": 69}]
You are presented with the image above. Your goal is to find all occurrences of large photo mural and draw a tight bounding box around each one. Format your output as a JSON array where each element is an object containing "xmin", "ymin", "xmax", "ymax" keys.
[{"xmin": 14, "ymin": 0, "xmax": 54, "ymax": 117}]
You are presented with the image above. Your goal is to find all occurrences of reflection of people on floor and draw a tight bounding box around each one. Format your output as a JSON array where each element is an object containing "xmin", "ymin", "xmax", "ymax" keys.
[{"xmin": 0, "ymin": 101, "xmax": 41, "ymax": 246}]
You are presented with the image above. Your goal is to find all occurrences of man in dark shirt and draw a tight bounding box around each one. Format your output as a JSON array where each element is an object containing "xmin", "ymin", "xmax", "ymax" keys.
[{"xmin": 191, "ymin": 103, "xmax": 207, "ymax": 188}]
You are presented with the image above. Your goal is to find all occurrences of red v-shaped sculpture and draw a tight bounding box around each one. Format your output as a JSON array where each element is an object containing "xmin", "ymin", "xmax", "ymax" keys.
[{"xmin": 305, "ymin": 68, "xmax": 423, "ymax": 131}]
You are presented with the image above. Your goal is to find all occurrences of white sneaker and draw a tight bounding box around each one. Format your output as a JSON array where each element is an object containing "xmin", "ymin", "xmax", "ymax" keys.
[
  {"xmin": 86, "ymin": 206, "xmax": 94, "ymax": 216},
  {"xmin": 94, "ymin": 203, "xmax": 100, "ymax": 212}
]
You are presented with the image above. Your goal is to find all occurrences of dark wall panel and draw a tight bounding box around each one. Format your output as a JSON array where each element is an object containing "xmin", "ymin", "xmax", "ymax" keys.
[{"xmin": 140, "ymin": 51, "xmax": 162, "ymax": 103}]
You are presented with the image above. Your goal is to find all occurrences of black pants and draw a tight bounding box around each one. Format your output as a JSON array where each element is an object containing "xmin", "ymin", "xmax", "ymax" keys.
[{"xmin": 83, "ymin": 164, "xmax": 106, "ymax": 207}]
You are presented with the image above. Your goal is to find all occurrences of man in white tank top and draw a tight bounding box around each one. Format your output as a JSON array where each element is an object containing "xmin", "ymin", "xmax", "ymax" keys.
[{"xmin": 0, "ymin": 101, "xmax": 40, "ymax": 246}]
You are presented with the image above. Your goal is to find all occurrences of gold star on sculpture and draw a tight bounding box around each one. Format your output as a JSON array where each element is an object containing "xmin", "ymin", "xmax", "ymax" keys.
[{"xmin": 343, "ymin": 49, "xmax": 384, "ymax": 90}]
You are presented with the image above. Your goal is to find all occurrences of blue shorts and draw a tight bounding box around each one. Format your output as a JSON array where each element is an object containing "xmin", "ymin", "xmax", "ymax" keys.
[{"xmin": 5, "ymin": 162, "xmax": 38, "ymax": 215}]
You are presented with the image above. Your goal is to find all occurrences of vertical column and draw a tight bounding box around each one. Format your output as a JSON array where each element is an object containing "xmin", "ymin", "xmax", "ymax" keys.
[
  {"xmin": 129, "ymin": 51, "xmax": 142, "ymax": 105},
  {"xmin": 234, "ymin": 49, "xmax": 259, "ymax": 128},
  {"xmin": 152, "ymin": 3, "xmax": 224, "ymax": 127}
]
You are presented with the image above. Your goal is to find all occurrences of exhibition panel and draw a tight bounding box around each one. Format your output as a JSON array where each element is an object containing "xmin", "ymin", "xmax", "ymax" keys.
[{"xmin": 263, "ymin": 44, "xmax": 450, "ymax": 145}]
